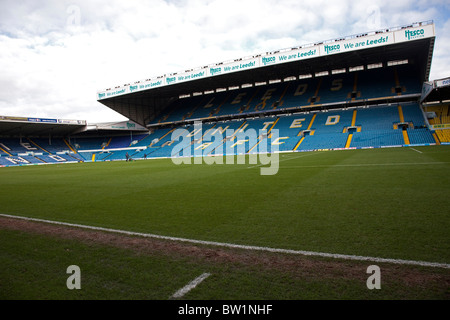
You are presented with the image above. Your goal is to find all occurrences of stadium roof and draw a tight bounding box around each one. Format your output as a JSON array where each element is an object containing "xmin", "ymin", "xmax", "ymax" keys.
[
  {"xmin": 421, "ymin": 77, "xmax": 450, "ymax": 104},
  {"xmin": 97, "ymin": 21, "xmax": 436, "ymax": 127},
  {"xmin": 0, "ymin": 117, "xmax": 150, "ymax": 138},
  {"xmin": 0, "ymin": 116, "xmax": 87, "ymax": 137}
]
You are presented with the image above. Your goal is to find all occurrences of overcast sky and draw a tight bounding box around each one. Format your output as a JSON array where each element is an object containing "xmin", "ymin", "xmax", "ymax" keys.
[{"xmin": 0, "ymin": 0, "xmax": 449, "ymax": 124}]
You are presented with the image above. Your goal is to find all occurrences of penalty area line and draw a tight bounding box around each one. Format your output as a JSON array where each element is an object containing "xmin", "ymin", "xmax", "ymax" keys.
[
  {"xmin": 1, "ymin": 213, "xmax": 449, "ymax": 270},
  {"xmin": 171, "ymin": 273, "xmax": 211, "ymax": 299}
]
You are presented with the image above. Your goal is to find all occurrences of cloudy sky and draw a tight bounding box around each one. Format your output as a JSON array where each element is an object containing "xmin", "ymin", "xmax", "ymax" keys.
[{"xmin": 0, "ymin": 0, "xmax": 449, "ymax": 124}]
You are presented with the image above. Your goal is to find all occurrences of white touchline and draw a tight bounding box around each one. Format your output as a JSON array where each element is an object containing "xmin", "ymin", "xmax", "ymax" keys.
[
  {"xmin": 171, "ymin": 273, "xmax": 211, "ymax": 299},
  {"xmin": 1, "ymin": 213, "xmax": 449, "ymax": 269},
  {"xmin": 280, "ymin": 162, "xmax": 449, "ymax": 169}
]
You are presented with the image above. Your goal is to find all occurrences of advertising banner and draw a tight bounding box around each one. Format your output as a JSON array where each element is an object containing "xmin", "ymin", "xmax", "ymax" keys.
[
  {"xmin": 436, "ymin": 78, "xmax": 450, "ymax": 88},
  {"xmin": 98, "ymin": 86, "xmax": 129, "ymax": 100},
  {"xmin": 28, "ymin": 118, "xmax": 58, "ymax": 123},
  {"xmin": 57, "ymin": 119, "xmax": 87, "ymax": 125},
  {"xmin": 172, "ymin": 69, "xmax": 208, "ymax": 84},
  {"xmin": 393, "ymin": 24, "xmax": 435, "ymax": 43},
  {"xmin": 262, "ymin": 47, "xmax": 319, "ymax": 66},
  {"xmin": 220, "ymin": 58, "xmax": 260, "ymax": 76},
  {"xmin": 96, "ymin": 121, "xmax": 147, "ymax": 131},
  {"xmin": 320, "ymin": 32, "xmax": 394, "ymax": 56},
  {"xmin": 125, "ymin": 78, "xmax": 166, "ymax": 96},
  {"xmin": 97, "ymin": 22, "xmax": 435, "ymax": 101},
  {"xmin": 0, "ymin": 116, "xmax": 28, "ymax": 121}
]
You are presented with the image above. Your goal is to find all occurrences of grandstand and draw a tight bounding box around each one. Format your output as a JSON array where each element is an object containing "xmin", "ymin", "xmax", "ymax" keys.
[
  {"xmin": 1, "ymin": 21, "xmax": 449, "ymax": 167},
  {"xmin": 421, "ymin": 77, "xmax": 450, "ymax": 143}
]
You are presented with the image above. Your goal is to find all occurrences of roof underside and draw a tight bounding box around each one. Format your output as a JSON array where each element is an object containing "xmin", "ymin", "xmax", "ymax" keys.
[
  {"xmin": 423, "ymin": 85, "xmax": 450, "ymax": 103},
  {"xmin": 0, "ymin": 121, "xmax": 86, "ymax": 137},
  {"xmin": 98, "ymin": 37, "xmax": 435, "ymax": 127}
]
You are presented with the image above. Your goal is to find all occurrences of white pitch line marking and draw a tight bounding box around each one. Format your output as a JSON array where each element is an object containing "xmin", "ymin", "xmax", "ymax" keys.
[
  {"xmin": 171, "ymin": 273, "xmax": 211, "ymax": 299},
  {"xmin": 410, "ymin": 148, "xmax": 423, "ymax": 154},
  {"xmin": 0, "ymin": 213, "xmax": 449, "ymax": 269},
  {"xmin": 279, "ymin": 162, "xmax": 449, "ymax": 169}
]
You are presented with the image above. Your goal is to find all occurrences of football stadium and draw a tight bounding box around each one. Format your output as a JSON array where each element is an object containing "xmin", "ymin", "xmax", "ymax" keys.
[{"xmin": 1, "ymin": 20, "xmax": 449, "ymax": 303}]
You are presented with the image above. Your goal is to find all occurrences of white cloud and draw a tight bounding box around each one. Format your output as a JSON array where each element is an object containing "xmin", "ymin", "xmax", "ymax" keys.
[
  {"xmin": 0, "ymin": 0, "xmax": 449, "ymax": 124},
  {"xmin": 430, "ymin": 18, "xmax": 450, "ymax": 80}
]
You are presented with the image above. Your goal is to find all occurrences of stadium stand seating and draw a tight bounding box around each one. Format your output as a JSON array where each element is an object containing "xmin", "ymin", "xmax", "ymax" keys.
[
  {"xmin": 70, "ymin": 137, "xmax": 110, "ymax": 151},
  {"xmin": 435, "ymin": 129, "xmax": 450, "ymax": 143},
  {"xmin": 427, "ymin": 105, "xmax": 450, "ymax": 125},
  {"xmin": 188, "ymin": 120, "xmax": 248, "ymax": 156},
  {"xmin": 407, "ymin": 128, "xmax": 436, "ymax": 145},
  {"xmin": 151, "ymin": 64, "xmax": 423, "ymax": 126},
  {"xmin": 0, "ymin": 138, "xmax": 38, "ymax": 155},
  {"xmin": 0, "ymin": 137, "xmax": 84, "ymax": 165},
  {"xmin": 0, "ymin": 102, "xmax": 439, "ymax": 166},
  {"xmin": 0, "ymin": 63, "xmax": 443, "ymax": 167}
]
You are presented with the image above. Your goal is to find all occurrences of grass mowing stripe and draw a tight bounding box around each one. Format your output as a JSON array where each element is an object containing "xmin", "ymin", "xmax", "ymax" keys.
[{"xmin": 2, "ymin": 213, "xmax": 449, "ymax": 270}]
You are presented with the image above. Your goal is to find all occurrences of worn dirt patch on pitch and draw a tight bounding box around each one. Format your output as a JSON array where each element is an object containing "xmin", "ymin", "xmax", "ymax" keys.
[{"xmin": 0, "ymin": 216, "xmax": 448, "ymax": 292}]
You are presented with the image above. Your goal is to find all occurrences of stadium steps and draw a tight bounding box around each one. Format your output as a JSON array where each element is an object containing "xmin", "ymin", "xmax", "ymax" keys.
[
  {"xmin": 351, "ymin": 109, "xmax": 357, "ymax": 127},
  {"xmin": 308, "ymin": 78, "xmax": 322, "ymax": 105},
  {"xmin": 292, "ymin": 115, "xmax": 316, "ymax": 151},
  {"xmin": 273, "ymin": 84, "xmax": 290, "ymax": 109},
  {"xmin": 292, "ymin": 115, "xmax": 317, "ymax": 150},
  {"xmin": 103, "ymin": 138, "xmax": 112, "ymax": 149},
  {"xmin": 183, "ymin": 97, "xmax": 213, "ymax": 120},
  {"xmin": 64, "ymin": 139, "xmax": 78, "ymax": 154},
  {"xmin": 344, "ymin": 109, "xmax": 357, "ymax": 148},
  {"xmin": 129, "ymin": 133, "xmax": 150, "ymax": 147},
  {"xmin": 208, "ymin": 121, "xmax": 248, "ymax": 155},
  {"xmin": 67, "ymin": 153, "xmax": 84, "ymax": 162},
  {"xmin": 397, "ymin": 105, "xmax": 410, "ymax": 145},
  {"xmin": 28, "ymin": 138, "xmax": 51, "ymax": 154},
  {"xmin": 436, "ymin": 129, "xmax": 450, "ymax": 143},
  {"xmin": 247, "ymin": 118, "xmax": 279, "ymax": 153},
  {"xmin": 99, "ymin": 152, "xmax": 113, "ymax": 161},
  {"xmin": 398, "ymin": 105, "xmax": 405, "ymax": 123},
  {"xmin": 183, "ymin": 105, "xmax": 198, "ymax": 120},
  {"xmin": 392, "ymin": 67, "xmax": 406, "ymax": 96},
  {"xmin": 254, "ymin": 99, "xmax": 267, "ymax": 111},
  {"xmin": 33, "ymin": 156, "xmax": 47, "ymax": 164},
  {"xmin": 432, "ymin": 132, "xmax": 441, "ymax": 145},
  {"xmin": 173, "ymin": 124, "xmax": 217, "ymax": 157},
  {"xmin": 307, "ymin": 113, "xmax": 317, "ymax": 131},
  {"xmin": 209, "ymin": 94, "xmax": 229, "ymax": 117},
  {"xmin": 149, "ymin": 128, "xmax": 175, "ymax": 147},
  {"xmin": 350, "ymin": 72, "xmax": 361, "ymax": 101},
  {"xmin": 130, "ymin": 150, "xmax": 142, "ymax": 158},
  {"xmin": 158, "ymin": 114, "xmax": 170, "ymax": 123},
  {"xmin": 293, "ymin": 137, "xmax": 305, "ymax": 151},
  {"xmin": 240, "ymin": 88, "xmax": 261, "ymax": 114},
  {"xmin": 345, "ymin": 134, "xmax": 353, "ymax": 148},
  {"xmin": 0, "ymin": 144, "xmax": 13, "ymax": 156},
  {"xmin": 402, "ymin": 129, "xmax": 410, "ymax": 145}
]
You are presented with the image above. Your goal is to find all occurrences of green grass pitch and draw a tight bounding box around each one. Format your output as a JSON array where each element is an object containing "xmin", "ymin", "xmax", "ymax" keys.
[{"xmin": 0, "ymin": 145, "xmax": 449, "ymax": 300}]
